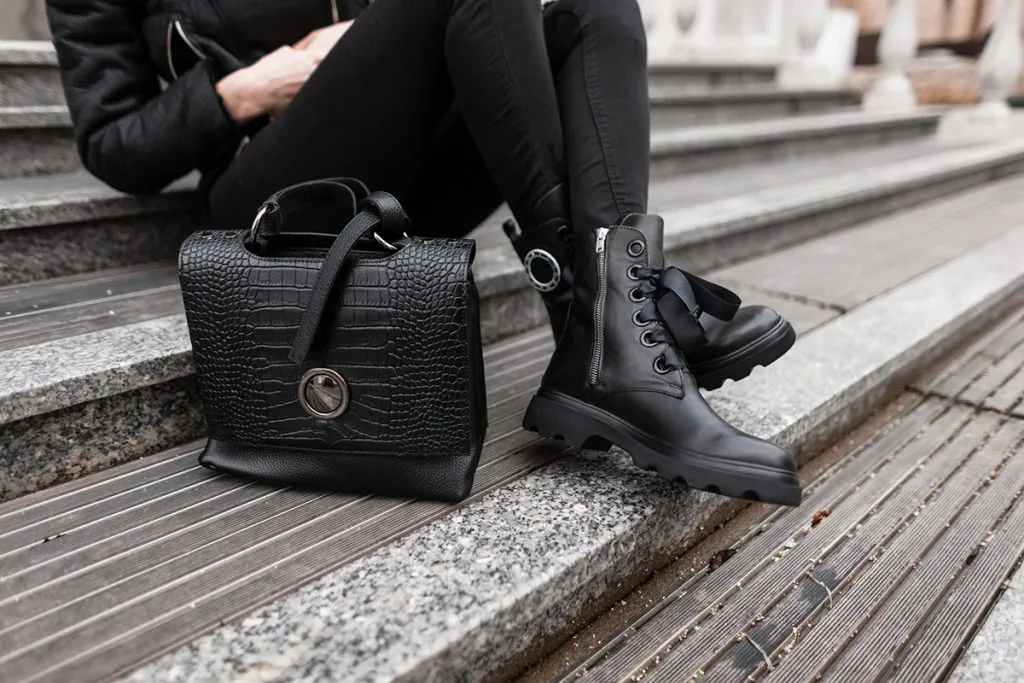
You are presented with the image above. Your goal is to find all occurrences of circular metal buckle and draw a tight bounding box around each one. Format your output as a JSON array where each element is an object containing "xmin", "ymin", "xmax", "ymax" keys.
[
  {"xmin": 298, "ymin": 368, "xmax": 350, "ymax": 419},
  {"xmin": 523, "ymin": 248, "xmax": 562, "ymax": 293}
]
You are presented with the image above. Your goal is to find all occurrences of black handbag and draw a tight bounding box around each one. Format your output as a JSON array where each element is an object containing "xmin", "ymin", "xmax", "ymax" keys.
[{"xmin": 178, "ymin": 178, "xmax": 487, "ymax": 502}]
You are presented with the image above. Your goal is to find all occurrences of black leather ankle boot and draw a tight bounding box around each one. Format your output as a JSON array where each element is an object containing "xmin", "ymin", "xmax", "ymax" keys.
[
  {"xmin": 504, "ymin": 184, "xmax": 574, "ymax": 339},
  {"xmin": 523, "ymin": 215, "xmax": 802, "ymax": 506},
  {"xmin": 505, "ymin": 192, "xmax": 795, "ymax": 384}
]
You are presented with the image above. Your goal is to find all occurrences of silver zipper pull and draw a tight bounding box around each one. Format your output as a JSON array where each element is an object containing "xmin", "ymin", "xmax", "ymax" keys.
[{"xmin": 595, "ymin": 227, "xmax": 609, "ymax": 254}]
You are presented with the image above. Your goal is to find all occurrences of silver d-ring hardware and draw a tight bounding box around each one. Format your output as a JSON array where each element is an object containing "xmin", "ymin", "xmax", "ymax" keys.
[
  {"xmin": 523, "ymin": 248, "xmax": 562, "ymax": 293},
  {"xmin": 298, "ymin": 368, "xmax": 350, "ymax": 419},
  {"xmin": 373, "ymin": 232, "xmax": 409, "ymax": 251},
  {"xmin": 249, "ymin": 204, "xmax": 270, "ymax": 241}
]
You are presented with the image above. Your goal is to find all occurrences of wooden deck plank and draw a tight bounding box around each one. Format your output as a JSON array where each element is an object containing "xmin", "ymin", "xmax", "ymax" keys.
[
  {"xmin": 639, "ymin": 409, "xmax": 996, "ymax": 683},
  {"xmin": 696, "ymin": 415, "xmax": 1010, "ymax": 681},
  {"xmin": 763, "ymin": 419, "xmax": 1024, "ymax": 683},
  {"xmin": 567, "ymin": 399, "xmax": 953, "ymax": 682},
  {"xmin": 820, "ymin": 421, "xmax": 1024, "ymax": 682},
  {"xmin": 958, "ymin": 343, "xmax": 1024, "ymax": 407},
  {"xmin": 887, "ymin": 473, "xmax": 1024, "ymax": 682}
]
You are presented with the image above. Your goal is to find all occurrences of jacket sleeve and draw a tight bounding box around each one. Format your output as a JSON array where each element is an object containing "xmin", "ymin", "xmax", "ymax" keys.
[{"xmin": 46, "ymin": 0, "xmax": 244, "ymax": 194}]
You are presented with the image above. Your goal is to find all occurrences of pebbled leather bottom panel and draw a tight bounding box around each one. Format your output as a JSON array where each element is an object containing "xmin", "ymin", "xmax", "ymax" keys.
[{"xmin": 199, "ymin": 438, "xmax": 480, "ymax": 503}]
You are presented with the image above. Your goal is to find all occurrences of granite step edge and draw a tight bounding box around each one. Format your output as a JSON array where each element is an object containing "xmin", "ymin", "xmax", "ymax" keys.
[
  {"xmin": 0, "ymin": 173, "xmax": 198, "ymax": 232},
  {"xmin": 659, "ymin": 136, "xmax": 1024, "ymax": 258},
  {"xmin": 121, "ymin": 225, "xmax": 1024, "ymax": 683},
  {"xmin": 0, "ymin": 41, "xmax": 57, "ymax": 66},
  {"xmin": 0, "ymin": 105, "xmax": 70, "ymax": 129},
  {"xmin": 650, "ymin": 108, "xmax": 941, "ymax": 153},
  {"xmin": 650, "ymin": 86, "xmax": 855, "ymax": 104}
]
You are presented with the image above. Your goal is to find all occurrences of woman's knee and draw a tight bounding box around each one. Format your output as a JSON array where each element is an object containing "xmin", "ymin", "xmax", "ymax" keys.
[{"xmin": 548, "ymin": 0, "xmax": 646, "ymax": 58}]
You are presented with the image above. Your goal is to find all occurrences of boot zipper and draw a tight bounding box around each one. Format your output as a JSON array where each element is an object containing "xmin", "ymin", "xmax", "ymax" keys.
[
  {"xmin": 589, "ymin": 227, "xmax": 609, "ymax": 386},
  {"xmin": 166, "ymin": 18, "xmax": 208, "ymax": 80}
]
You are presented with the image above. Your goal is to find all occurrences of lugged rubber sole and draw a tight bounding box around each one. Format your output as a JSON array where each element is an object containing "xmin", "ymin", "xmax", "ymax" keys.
[
  {"xmin": 692, "ymin": 318, "xmax": 797, "ymax": 391},
  {"xmin": 523, "ymin": 390, "xmax": 802, "ymax": 506}
]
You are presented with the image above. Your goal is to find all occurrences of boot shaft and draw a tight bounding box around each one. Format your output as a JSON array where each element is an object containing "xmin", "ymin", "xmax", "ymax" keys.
[{"xmin": 545, "ymin": 215, "xmax": 687, "ymax": 399}]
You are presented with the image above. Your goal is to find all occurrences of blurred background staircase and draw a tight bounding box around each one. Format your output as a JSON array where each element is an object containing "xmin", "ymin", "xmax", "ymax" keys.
[{"xmin": 1, "ymin": 1, "xmax": 1024, "ymax": 681}]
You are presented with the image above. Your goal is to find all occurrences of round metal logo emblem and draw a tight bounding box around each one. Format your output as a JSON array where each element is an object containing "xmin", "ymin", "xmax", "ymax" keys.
[
  {"xmin": 298, "ymin": 368, "xmax": 350, "ymax": 419},
  {"xmin": 523, "ymin": 248, "xmax": 562, "ymax": 293}
]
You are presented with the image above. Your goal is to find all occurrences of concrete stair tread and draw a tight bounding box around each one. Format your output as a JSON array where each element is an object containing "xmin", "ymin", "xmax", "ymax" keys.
[
  {"xmin": 651, "ymin": 108, "xmax": 941, "ymax": 152},
  {"xmin": 0, "ymin": 263, "xmax": 181, "ymax": 352},
  {"xmin": 650, "ymin": 84, "xmax": 855, "ymax": 103},
  {"xmin": 709, "ymin": 173, "xmax": 1024, "ymax": 309},
  {"xmin": 2, "ymin": 218, "xmax": 1022, "ymax": 682},
  {"xmin": 0, "ymin": 40, "xmax": 58, "ymax": 66},
  {"xmin": 0, "ymin": 171, "xmax": 197, "ymax": 232},
  {"xmin": 5, "ymin": 141, "xmax": 1024, "ymax": 430},
  {"xmin": 0, "ymin": 105, "xmax": 69, "ymax": 129}
]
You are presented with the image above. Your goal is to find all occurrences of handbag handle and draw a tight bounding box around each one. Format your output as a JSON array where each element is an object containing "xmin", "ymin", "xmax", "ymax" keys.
[
  {"xmin": 246, "ymin": 177, "xmax": 372, "ymax": 248},
  {"xmin": 288, "ymin": 190, "xmax": 411, "ymax": 364}
]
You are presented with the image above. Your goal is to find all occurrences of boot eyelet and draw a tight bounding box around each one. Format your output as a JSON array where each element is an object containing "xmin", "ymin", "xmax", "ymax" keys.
[
  {"xmin": 627, "ymin": 240, "xmax": 646, "ymax": 257},
  {"xmin": 557, "ymin": 225, "xmax": 573, "ymax": 243},
  {"xmin": 627, "ymin": 264, "xmax": 641, "ymax": 280},
  {"xmin": 653, "ymin": 356, "xmax": 671, "ymax": 374},
  {"xmin": 631, "ymin": 310, "xmax": 651, "ymax": 327},
  {"xmin": 628, "ymin": 287, "xmax": 646, "ymax": 303},
  {"xmin": 640, "ymin": 330, "xmax": 658, "ymax": 347}
]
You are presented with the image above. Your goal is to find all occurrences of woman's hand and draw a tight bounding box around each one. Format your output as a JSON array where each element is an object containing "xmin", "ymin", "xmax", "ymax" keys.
[
  {"xmin": 216, "ymin": 46, "xmax": 320, "ymax": 123},
  {"xmin": 294, "ymin": 21, "xmax": 354, "ymax": 62}
]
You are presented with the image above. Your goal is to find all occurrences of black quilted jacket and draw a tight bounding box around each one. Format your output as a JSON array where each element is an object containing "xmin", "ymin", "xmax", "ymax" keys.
[{"xmin": 45, "ymin": 0, "xmax": 368, "ymax": 195}]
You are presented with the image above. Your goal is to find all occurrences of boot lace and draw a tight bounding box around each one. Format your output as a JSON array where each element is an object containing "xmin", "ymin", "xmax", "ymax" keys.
[{"xmin": 628, "ymin": 266, "xmax": 741, "ymax": 373}]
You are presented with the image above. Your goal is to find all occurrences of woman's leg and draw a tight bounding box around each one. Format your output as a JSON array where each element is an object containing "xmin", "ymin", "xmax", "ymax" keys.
[
  {"xmin": 403, "ymin": 0, "xmax": 652, "ymax": 238},
  {"xmin": 543, "ymin": 0, "xmax": 651, "ymax": 232},
  {"xmin": 207, "ymin": 0, "xmax": 566, "ymax": 232}
]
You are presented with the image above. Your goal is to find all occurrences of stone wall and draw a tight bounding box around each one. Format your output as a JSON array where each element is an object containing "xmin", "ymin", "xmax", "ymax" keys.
[{"xmin": 0, "ymin": 0, "xmax": 50, "ymax": 41}]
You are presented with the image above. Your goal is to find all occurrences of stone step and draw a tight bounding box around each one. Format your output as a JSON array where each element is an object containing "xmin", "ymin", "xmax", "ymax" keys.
[
  {"xmin": 650, "ymin": 109, "xmax": 940, "ymax": 176},
  {"xmin": 647, "ymin": 61, "xmax": 777, "ymax": 90},
  {"xmin": 2, "ymin": 207, "xmax": 1022, "ymax": 682},
  {"xmin": 0, "ymin": 40, "xmax": 62, "ymax": 107},
  {"xmin": 0, "ymin": 105, "xmax": 76, "ymax": 179},
  {"xmin": 0, "ymin": 173, "xmax": 196, "ymax": 287},
  {"xmin": 0, "ymin": 101, "xmax": 936, "ymax": 180},
  {"xmin": 0, "ymin": 114, "xmax": 965, "ymax": 287},
  {"xmin": 3, "ymin": 158, "xmax": 1024, "ymax": 501},
  {"xmin": 649, "ymin": 86, "xmax": 855, "ymax": 128}
]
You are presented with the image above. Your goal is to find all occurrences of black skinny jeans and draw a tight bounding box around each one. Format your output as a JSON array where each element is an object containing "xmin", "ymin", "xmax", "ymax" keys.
[{"xmin": 208, "ymin": 0, "xmax": 651, "ymax": 240}]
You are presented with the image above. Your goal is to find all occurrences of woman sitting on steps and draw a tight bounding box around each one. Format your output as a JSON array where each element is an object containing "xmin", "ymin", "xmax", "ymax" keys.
[{"xmin": 46, "ymin": 0, "xmax": 802, "ymax": 505}]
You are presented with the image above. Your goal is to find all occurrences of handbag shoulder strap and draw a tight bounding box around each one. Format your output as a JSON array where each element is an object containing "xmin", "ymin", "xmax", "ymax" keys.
[{"xmin": 288, "ymin": 191, "xmax": 410, "ymax": 364}]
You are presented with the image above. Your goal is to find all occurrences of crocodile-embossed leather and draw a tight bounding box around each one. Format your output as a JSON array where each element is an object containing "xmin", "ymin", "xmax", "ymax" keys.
[{"xmin": 179, "ymin": 183, "xmax": 486, "ymax": 502}]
